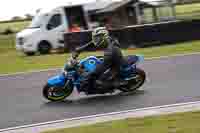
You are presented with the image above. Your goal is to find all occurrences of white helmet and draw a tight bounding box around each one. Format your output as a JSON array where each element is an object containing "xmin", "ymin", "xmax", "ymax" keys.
[{"xmin": 92, "ymin": 27, "xmax": 109, "ymax": 47}]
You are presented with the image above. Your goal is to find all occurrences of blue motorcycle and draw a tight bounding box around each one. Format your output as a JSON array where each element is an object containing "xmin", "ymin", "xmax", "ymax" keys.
[{"xmin": 43, "ymin": 54, "xmax": 146, "ymax": 101}]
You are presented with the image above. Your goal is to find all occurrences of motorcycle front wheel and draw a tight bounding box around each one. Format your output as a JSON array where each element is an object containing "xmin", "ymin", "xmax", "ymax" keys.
[{"xmin": 43, "ymin": 83, "xmax": 73, "ymax": 102}]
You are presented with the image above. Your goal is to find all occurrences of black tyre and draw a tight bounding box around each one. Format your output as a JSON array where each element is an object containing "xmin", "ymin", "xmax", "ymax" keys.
[
  {"xmin": 25, "ymin": 52, "xmax": 35, "ymax": 56},
  {"xmin": 119, "ymin": 68, "xmax": 146, "ymax": 92},
  {"xmin": 43, "ymin": 83, "xmax": 73, "ymax": 102},
  {"xmin": 38, "ymin": 41, "xmax": 51, "ymax": 54}
]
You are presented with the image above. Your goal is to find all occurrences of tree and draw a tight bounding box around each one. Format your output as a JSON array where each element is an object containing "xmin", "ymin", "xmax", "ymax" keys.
[
  {"xmin": 25, "ymin": 13, "xmax": 33, "ymax": 19},
  {"xmin": 36, "ymin": 8, "xmax": 41, "ymax": 14},
  {"xmin": 11, "ymin": 16, "xmax": 22, "ymax": 20}
]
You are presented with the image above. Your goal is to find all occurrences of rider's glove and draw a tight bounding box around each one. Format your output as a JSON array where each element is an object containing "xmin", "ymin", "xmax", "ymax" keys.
[
  {"xmin": 69, "ymin": 57, "xmax": 78, "ymax": 66},
  {"xmin": 72, "ymin": 51, "xmax": 79, "ymax": 59}
]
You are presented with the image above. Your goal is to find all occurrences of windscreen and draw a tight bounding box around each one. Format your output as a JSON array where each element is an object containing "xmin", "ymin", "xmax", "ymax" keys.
[{"xmin": 28, "ymin": 13, "xmax": 48, "ymax": 28}]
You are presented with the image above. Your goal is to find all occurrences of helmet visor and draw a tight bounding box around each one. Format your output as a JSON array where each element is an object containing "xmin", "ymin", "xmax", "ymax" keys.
[{"xmin": 92, "ymin": 34, "xmax": 102, "ymax": 46}]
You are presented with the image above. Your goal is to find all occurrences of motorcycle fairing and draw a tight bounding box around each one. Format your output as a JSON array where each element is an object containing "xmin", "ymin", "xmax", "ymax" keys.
[{"xmin": 47, "ymin": 74, "xmax": 66, "ymax": 87}]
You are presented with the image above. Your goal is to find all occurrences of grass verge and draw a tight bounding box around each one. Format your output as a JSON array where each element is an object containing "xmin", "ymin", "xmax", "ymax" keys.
[
  {"xmin": 43, "ymin": 111, "xmax": 200, "ymax": 133},
  {"xmin": 0, "ymin": 40, "xmax": 200, "ymax": 75},
  {"xmin": 0, "ymin": 21, "xmax": 30, "ymax": 33}
]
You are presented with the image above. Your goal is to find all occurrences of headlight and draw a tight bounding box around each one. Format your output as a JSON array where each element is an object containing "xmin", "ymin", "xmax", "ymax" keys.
[
  {"xmin": 17, "ymin": 37, "xmax": 28, "ymax": 45},
  {"xmin": 17, "ymin": 37, "xmax": 24, "ymax": 45}
]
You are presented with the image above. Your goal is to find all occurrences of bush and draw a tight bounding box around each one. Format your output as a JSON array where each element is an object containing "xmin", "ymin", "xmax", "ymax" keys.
[{"xmin": 2, "ymin": 28, "xmax": 14, "ymax": 35}]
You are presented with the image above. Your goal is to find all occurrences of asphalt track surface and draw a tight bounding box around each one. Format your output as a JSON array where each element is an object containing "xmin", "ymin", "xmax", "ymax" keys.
[{"xmin": 0, "ymin": 54, "xmax": 200, "ymax": 129}]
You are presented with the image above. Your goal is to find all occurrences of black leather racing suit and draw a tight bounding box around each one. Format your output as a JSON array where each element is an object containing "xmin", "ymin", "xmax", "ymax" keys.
[{"xmin": 75, "ymin": 37, "xmax": 125, "ymax": 93}]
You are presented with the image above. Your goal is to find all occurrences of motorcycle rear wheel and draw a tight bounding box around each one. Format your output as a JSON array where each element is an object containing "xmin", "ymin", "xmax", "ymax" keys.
[
  {"xmin": 119, "ymin": 68, "xmax": 146, "ymax": 92},
  {"xmin": 43, "ymin": 83, "xmax": 73, "ymax": 102}
]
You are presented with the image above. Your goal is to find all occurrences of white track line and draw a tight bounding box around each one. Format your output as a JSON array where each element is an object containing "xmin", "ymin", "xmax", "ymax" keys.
[
  {"xmin": 145, "ymin": 52, "xmax": 200, "ymax": 60},
  {"xmin": 1, "ymin": 101, "xmax": 200, "ymax": 132},
  {"xmin": 0, "ymin": 68, "xmax": 60, "ymax": 77},
  {"xmin": 0, "ymin": 52, "xmax": 200, "ymax": 77}
]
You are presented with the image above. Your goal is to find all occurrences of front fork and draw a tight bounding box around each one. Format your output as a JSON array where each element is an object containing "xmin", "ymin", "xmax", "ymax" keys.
[
  {"xmin": 63, "ymin": 80, "xmax": 70, "ymax": 89},
  {"xmin": 64, "ymin": 78, "xmax": 82, "ymax": 93}
]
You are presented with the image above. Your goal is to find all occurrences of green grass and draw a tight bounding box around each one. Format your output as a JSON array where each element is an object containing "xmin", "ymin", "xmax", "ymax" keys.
[
  {"xmin": 0, "ymin": 21, "xmax": 30, "ymax": 33},
  {"xmin": 143, "ymin": 8, "xmax": 155, "ymax": 23},
  {"xmin": 43, "ymin": 111, "xmax": 200, "ymax": 133},
  {"xmin": 175, "ymin": 3, "xmax": 200, "ymax": 20},
  {"xmin": 176, "ymin": 3, "xmax": 200, "ymax": 15},
  {"xmin": 0, "ymin": 34, "xmax": 200, "ymax": 74},
  {"xmin": 0, "ymin": 34, "xmax": 16, "ymax": 53},
  {"xmin": 143, "ymin": 3, "xmax": 200, "ymax": 22}
]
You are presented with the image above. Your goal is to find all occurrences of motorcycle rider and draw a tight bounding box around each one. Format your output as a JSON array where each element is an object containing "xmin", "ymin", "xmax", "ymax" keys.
[{"xmin": 72, "ymin": 27, "xmax": 126, "ymax": 94}]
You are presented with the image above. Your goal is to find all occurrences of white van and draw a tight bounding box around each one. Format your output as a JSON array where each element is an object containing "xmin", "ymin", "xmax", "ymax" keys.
[{"xmin": 16, "ymin": 5, "xmax": 89, "ymax": 55}]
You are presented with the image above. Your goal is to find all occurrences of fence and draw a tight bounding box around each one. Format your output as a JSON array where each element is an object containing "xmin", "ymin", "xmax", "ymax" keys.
[{"xmin": 64, "ymin": 19, "xmax": 200, "ymax": 51}]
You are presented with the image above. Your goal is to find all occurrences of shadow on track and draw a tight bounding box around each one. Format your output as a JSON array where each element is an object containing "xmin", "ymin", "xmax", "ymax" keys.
[{"xmin": 42, "ymin": 90, "xmax": 146, "ymax": 108}]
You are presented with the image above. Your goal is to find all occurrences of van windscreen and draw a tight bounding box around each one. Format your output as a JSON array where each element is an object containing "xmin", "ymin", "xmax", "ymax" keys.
[{"xmin": 29, "ymin": 14, "xmax": 48, "ymax": 28}]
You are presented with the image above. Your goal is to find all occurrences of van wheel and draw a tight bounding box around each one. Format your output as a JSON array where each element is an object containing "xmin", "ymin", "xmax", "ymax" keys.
[
  {"xmin": 38, "ymin": 41, "xmax": 51, "ymax": 54},
  {"xmin": 25, "ymin": 52, "xmax": 35, "ymax": 56}
]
